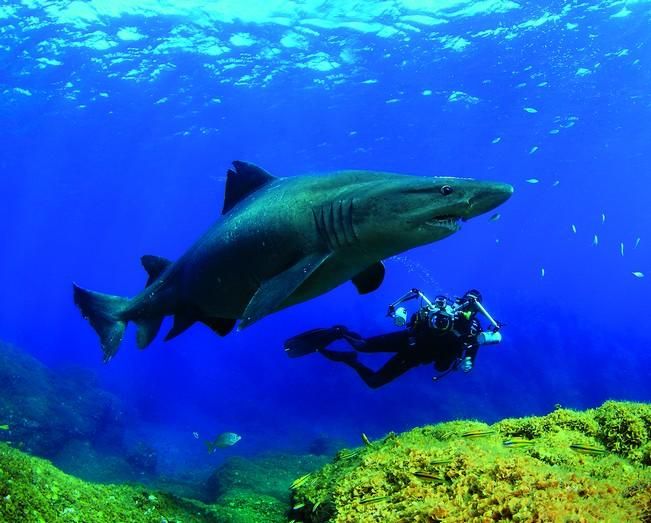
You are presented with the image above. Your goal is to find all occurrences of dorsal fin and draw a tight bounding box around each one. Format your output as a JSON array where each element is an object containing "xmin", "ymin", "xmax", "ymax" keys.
[
  {"xmin": 141, "ymin": 255, "xmax": 172, "ymax": 287},
  {"xmin": 222, "ymin": 160, "xmax": 277, "ymax": 214}
]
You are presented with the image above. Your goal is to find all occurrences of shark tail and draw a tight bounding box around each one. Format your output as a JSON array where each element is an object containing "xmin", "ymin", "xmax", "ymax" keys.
[{"xmin": 73, "ymin": 284, "xmax": 130, "ymax": 362}]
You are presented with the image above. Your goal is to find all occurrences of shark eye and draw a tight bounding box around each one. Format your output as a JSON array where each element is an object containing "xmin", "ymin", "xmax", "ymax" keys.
[{"xmin": 440, "ymin": 185, "xmax": 454, "ymax": 196}]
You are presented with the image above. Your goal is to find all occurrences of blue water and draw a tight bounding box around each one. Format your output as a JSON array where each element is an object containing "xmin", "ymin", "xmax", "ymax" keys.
[{"xmin": 1, "ymin": 0, "xmax": 650, "ymax": 475}]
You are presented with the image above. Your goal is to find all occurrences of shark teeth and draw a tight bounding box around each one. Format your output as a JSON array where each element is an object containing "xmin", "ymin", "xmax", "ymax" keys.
[{"xmin": 426, "ymin": 216, "xmax": 460, "ymax": 229}]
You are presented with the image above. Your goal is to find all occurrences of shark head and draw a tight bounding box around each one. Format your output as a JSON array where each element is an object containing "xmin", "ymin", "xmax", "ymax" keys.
[{"xmin": 350, "ymin": 172, "xmax": 513, "ymax": 257}]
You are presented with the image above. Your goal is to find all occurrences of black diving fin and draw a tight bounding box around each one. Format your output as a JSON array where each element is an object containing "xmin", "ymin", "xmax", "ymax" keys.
[{"xmin": 284, "ymin": 327, "xmax": 348, "ymax": 358}]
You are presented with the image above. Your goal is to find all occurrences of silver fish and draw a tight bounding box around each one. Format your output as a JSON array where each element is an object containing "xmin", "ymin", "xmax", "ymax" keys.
[{"xmin": 205, "ymin": 432, "xmax": 241, "ymax": 452}]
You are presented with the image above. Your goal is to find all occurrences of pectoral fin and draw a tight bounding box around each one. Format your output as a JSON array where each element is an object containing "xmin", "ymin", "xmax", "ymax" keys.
[
  {"xmin": 239, "ymin": 252, "xmax": 331, "ymax": 329},
  {"xmin": 351, "ymin": 261, "xmax": 385, "ymax": 294}
]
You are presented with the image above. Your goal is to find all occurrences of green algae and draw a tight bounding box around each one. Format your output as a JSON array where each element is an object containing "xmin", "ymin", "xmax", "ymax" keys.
[
  {"xmin": 205, "ymin": 488, "xmax": 287, "ymax": 523},
  {"xmin": 291, "ymin": 401, "xmax": 651, "ymax": 522},
  {"xmin": 206, "ymin": 453, "xmax": 329, "ymax": 503},
  {"xmin": 3, "ymin": 400, "xmax": 651, "ymax": 522},
  {"xmin": 0, "ymin": 442, "xmax": 213, "ymax": 523},
  {"xmin": 0, "ymin": 442, "xmax": 289, "ymax": 523}
]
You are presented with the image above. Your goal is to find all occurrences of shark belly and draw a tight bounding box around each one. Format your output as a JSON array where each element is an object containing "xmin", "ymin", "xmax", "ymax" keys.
[
  {"xmin": 176, "ymin": 219, "xmax": 304, "ymax": 319},
  {"xmin": 281, "ymin": 250, "xmax": 375, "ymax": 310}
]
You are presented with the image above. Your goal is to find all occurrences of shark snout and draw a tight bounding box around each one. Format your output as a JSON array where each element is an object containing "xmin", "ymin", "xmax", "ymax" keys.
[{"xmin": 465, "ymin": 182, "xmax": 513, "ymax": 220}]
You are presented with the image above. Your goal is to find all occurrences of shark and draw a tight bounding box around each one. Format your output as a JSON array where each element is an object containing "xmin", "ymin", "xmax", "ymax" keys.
[{"xmin": 73, "ymin": 161, "xmax": 513, "ymax": 362}]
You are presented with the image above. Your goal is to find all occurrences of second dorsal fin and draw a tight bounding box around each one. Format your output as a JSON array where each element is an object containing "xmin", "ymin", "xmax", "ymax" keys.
[{"xmin": 222, "ymin": 160, "xmax": 277, "ymax": 214}]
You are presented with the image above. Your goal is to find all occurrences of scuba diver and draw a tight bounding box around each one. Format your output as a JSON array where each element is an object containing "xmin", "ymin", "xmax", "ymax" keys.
[{"xmin": 284, "ymin": 289, "xmax": 502, "ymax": 389}]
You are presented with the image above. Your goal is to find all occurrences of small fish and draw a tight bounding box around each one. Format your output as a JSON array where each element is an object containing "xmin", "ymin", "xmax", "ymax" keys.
[
  {"xmin": 312, "ymin": 499, "xmax": 322, "ymax": 512},
  {"xmin": 0, "ymin": 424, "xmax": 9, "ymax": 431},
  {"xmin": 413, "ymin": 471, "xmax": 445, "ymax": 482},
  {"xmin": 359, "ymin": 495, "xmax": 390, "ymax": 505},
  {"xmin": 339, "ymin": 448, "xmax": 363, "ymax": 460},
  {"xmin": 525, "ymin": 178, "xmax": 540, "ymax": 184},
  {"xmin": 361, "ymin": 433, "xmax": 372, "ymax": 447},
  {"xmin": 632, "ymin": 272, "xmax": 644, "ymax": 278},
  {"xmin": 524, "ymin": 107, "xmax": 538, "ymax": 113},
  {"xmin": 461, "ymin": 428, "xmax": 495, "ymax": 438},
  {"xmin": 205, "ymin": 432, "xmax": 241, "ymax": 453},
  {"xmin": 620, "ymin": 242, "xmax": 624, "ymax": 256},
  {"xmin": 489, "ymin": 213, "xmax": 501, "ymax": 222},
  {"xmin": 292, "ymin": 502, "xmax": 305, "ymax": 510},
  {"xmin": 635, "ymin": 237, "xmax": 641, "ymax": 249},
  {"xmin": 492, "ymin": 137, "xmax": 502, "ymax": 144},
  {"xmin": 529, "ymin": 146, "xmax": 539, "ymax": 154},
  {"xmin": 569, "ymin": 443, "xmax": 608, "ymax": 455},
  {"xmin": 192, "ymin": 431, "xmax": 199, "ymax": 439},
  {"xmin": 601, "ymin": 213, "xmax": 606, "ymax": 224},
  {"xmin": 593, "ymin": 234, "xmax": 599, "ymax": 246},
  {"xmin": 503, "ymin": 437, "xmax": 534, "ymax": 448},
  {"xmin": 540, "ymin": 267, "xmax": 545, "ymax": 278},
  {"xmin": 290, "ymin": 473, "xmax": 313, "ymax": 490},
  {"xmin": 552, "ymin": 180, "xmax": 560, "ymax": 187},
  {"xmin": 571, "ymin": 224, "xmax": 577, "ymax": 234}
]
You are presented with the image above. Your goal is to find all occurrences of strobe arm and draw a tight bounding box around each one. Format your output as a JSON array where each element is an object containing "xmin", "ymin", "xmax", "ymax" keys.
[{"xmin": 387, "ymin": 288, "xmax": 432, "ymax": 316}]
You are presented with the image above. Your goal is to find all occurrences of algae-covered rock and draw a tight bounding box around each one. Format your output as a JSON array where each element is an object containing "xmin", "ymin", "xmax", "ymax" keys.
[
  {"xmin": 0, "ymin": 442, "xmax": 214, "ymax": 522},
  {"xmin": 0, "ymin": 442, "xmax": 295, "ymax": 522},
  {"xmin": 594, "ymin": 401, "xmax": 651, "ymax": 457},
  {"xmin": 291, "ymin": 401, "xmax": 651, "ymax": 522},
  {"xmin": 0, "ymin": 342, "xmax": 125, "ymax": 459},
  {"xmin": 205, "ymin": 488, "xmax": 287, "ymax": 523},
  {"xmin": 51, "ymin": 439, "xmax": 138, "ymax": 484},
  {"xmin": 206, "ymin": 453, "xmax": 329, "ymax": 503}
]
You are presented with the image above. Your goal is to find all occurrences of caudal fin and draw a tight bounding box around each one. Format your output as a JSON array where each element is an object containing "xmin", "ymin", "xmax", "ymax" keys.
[{"xmin": 73, "ymin": 284, "xmax": 129, "ymax": 362}]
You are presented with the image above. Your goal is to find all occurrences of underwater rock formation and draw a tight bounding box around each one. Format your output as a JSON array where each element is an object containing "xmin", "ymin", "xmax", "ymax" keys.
[
  {"xmin": 0, "ymin": 341, "xmax": 125, "ymax": 459},
  {"xmin": 207, "ymin": 453, "xmax": 330, "ymax": 502},
  {"xmin": 2, "ymin": 398, "xmax": 650, "ymax": 522},
  {"xmin": 0, "ymin": 441, "xmax": 213, "ymax": 522},
  {"xmin": 0, "ymin": 442, "xmax": 292, "ymax": 522},
  {"xmin": 290, "ymin": 401, "xmax": 651, "ymax": 522},
  {"xmin": 0, "ymin": 341, "xmax": 161, "ymax": 483}
]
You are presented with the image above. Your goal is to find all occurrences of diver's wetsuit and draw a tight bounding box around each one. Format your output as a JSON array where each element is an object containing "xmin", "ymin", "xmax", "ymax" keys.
[{"xmin": 292, "ymin": 313, "xmax": 480, "ymax": 389}]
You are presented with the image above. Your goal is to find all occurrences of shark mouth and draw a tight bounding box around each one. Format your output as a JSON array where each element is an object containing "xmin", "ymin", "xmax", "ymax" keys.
[{"xmin": 426, "ymin": 215, "xmax": 461, "ymax": 230}]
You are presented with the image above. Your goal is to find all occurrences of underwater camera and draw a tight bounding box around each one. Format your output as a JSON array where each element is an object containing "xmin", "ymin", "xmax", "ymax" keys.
[
  {"xmin": 427, "ymin": 295, "xmax": 456, "ymax": 332},
  {"xmin": 387, "ymin": 287, "xmax": 503, "ymax": 343}
]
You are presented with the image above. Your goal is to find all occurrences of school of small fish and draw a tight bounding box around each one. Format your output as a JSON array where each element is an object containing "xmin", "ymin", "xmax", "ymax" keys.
[{"xmin": 518, "ymin": 179, "xmax": 645, "ymax": 280}]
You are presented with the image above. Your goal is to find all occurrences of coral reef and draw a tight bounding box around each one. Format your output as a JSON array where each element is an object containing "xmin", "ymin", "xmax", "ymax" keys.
[{"xmin": 290, "ymin": 401, "xmax": 651, "ymax": 522}]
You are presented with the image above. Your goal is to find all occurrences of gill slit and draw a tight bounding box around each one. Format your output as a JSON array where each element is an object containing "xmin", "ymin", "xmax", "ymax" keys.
[{"xmin": 313, "ymin": 200, "xmax": 360, "ymax": 251}]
